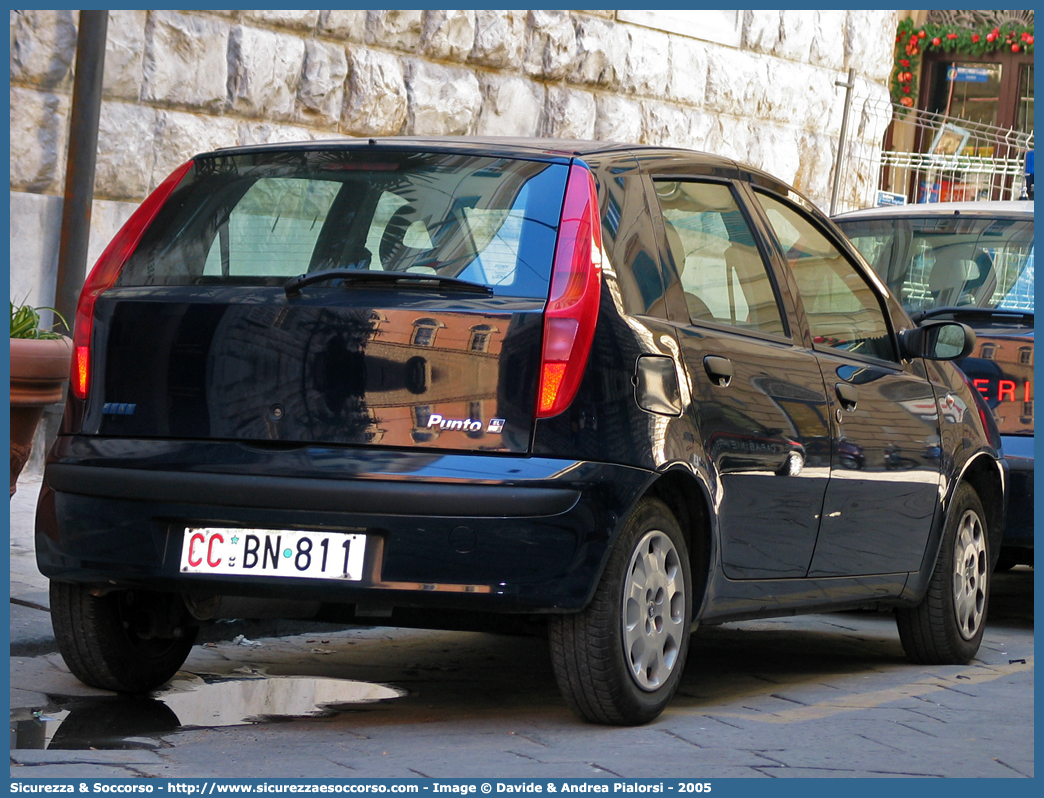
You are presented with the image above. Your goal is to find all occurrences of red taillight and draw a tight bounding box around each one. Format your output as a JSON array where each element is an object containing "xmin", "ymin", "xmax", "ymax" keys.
[
  {"xmin": 71, "ymin": 160, "xmax": 194, "ymax": 399},
  {"xmin": 537, "ymin": 164, "xmax": 603, "ymax": 418}
]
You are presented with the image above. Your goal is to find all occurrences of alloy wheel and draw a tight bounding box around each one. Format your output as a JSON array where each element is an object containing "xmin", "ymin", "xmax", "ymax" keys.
[
  {"xmin": 952, "ymin": 509, "xmax": 987, "ymax": 640},
  {"xmin": 622, "ymin": 530, "xmax": 685, "ymax": 691}
]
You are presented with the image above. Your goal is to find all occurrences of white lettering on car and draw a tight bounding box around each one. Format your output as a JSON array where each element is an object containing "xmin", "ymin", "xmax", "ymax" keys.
[{"xmin": 426, "ymin": 414, "xmax": 495, "ymax": 433}]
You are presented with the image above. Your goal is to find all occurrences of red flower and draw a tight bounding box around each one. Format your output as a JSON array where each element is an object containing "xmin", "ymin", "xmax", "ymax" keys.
[
  {"xmin": 947, "ymin": 33, "xmax": 958, "ymax": 40},
  {"xmin": 972, "ymin": 34, "xmax": 980, "ymax": 43},
  {"xmin": 932, "ymin": 36, "xmax": 942, "ymax": 46},
  {"xmin": 902, "ymin": 86, "xmax": 911, "ymax": 93},
  {"xmin": 900, "ymin": 96, "xmax": 914, "ymax": 108},
  {"xmin": 1012, "ymin": 44, "xmax": 1021, "ymax": 53},
  {"xmin": 900, "ymin": 59, "xmax": 910, "ymax": 67}
]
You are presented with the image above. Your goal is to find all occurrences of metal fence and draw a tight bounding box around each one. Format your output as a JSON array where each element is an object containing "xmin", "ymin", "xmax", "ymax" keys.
[{"xmin": 833, "ymin": 88, "xmax": 1033, "ymax": 214}]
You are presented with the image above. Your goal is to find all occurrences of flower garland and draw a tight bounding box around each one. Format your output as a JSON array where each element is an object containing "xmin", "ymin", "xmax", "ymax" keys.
[{"xmin": 892, "ymin": 17, "xmax": 1034, "ymax": 107}]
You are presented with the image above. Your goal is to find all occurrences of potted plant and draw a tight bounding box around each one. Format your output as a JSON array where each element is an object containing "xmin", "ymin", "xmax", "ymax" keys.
[{"xmin": 10, "ymin": 301, "xmax": 72, "ymax": 497}]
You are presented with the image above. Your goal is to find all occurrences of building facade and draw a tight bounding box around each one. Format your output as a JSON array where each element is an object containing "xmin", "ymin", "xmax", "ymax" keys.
[{"xmin": 11, "ymin": 9, "xmax": 900, "ymax": 308}]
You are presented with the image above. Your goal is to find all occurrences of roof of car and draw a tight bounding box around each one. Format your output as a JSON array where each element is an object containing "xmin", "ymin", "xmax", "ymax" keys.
[
  {"xmin": 198, "ymin": 135, "xmax": 740, "ymax": 169},
  {"xmin": 834, "ymin": 200, "xmax": 1034, "ymax": 221},
  {"xmin": 193, "ymin": 136, "xmax": 817, "ymax": 223}
]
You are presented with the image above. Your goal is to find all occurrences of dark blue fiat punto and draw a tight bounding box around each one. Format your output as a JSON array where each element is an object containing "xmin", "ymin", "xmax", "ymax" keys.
[{"xmin": 37, "ymin": 138, "xmax": 1005, "ymax": 725}]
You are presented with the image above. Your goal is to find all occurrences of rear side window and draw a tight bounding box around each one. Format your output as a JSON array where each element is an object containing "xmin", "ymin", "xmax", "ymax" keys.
[
  {"xmin": 119, "ymin": 151, "xmax": 569, "ymax": 299},
  {"xmin": 757, "ymin": 192, "xmax": 896, "ymax": 362},
  {"xmin": 652, "ymin": 180, "xmax": 785, "ymax": 336}
]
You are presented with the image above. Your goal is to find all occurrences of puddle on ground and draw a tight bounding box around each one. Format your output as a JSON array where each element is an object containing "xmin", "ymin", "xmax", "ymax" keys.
[{"xmin": 10, "ymin": 673, "xmax": 405, "ymax": 750}]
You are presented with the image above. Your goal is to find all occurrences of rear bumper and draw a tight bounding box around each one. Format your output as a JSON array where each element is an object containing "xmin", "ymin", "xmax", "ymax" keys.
[
  {"xmin": 1000, "ymin": 435, "xmax": 1033, "ymax": 549},
  {"xmin": 36, "ymin": 436, "xmax": 653, "ymax": 612}
]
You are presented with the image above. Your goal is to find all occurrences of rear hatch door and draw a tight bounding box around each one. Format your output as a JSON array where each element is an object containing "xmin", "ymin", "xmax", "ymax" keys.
[{"xmin": 87, "ymin": 147, "xmax": 571, "ymax": 454}]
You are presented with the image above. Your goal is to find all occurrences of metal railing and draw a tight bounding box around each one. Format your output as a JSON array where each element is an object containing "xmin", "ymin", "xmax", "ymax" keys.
[{"xmin": 832, "ymin": 86, "xmax": 1033, "ymax": 213}]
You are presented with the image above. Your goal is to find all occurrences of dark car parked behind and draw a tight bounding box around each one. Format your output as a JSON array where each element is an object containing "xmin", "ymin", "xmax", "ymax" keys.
[
  {"xmin": 38, "ymin": 138, "xmax": 1004, "ymax": 725},
  {"xmin": 834, "ymin": 201, "xmax": 1032, "ymax": 569}
]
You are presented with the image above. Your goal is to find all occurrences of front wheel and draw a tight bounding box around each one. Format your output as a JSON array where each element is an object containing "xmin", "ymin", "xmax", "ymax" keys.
[
  {"xmin": 50, "ymin": 582, "xmax": 197, "ymax": 692},
  {"xmin": 896, "ymin": 483, "xmax": 990, "ymax": 664},
  {"xmin": 548, "ymin": 498, "xmax": 693, "ymax": 725}
]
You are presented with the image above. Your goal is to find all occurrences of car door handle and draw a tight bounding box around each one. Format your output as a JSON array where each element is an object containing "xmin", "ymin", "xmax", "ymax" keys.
[
  {"xmin": 703, "ymin": 356, "xmax": 733, "ymax": 388},
  {"xmin": 835, "ymin": 382, "xmax": 858, "ymax": 412}
]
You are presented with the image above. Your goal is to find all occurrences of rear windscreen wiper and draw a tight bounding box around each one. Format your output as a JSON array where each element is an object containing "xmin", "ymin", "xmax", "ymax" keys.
[
  {"xmin": 285, "ymin": 269, "xmax": 493, "ymax": 297},
  {"xmin": 911, "ymin": 306, "xmax": 1034, "ymax": 325}
]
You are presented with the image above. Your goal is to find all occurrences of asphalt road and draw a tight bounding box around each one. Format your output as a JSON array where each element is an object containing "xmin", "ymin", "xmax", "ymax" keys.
[{"xmin": 9, "ymin": 566, "xmax": 1034, "ymax": 779}]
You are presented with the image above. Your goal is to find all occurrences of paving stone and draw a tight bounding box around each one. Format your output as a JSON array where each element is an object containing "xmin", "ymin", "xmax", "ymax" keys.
[
  {"xmin": 9, "ymin": 764, "xmax": 141, "ymax": 778},
  {"xmin": 12, "ymin": 749, "xmax": 163, "ymax": 765}
]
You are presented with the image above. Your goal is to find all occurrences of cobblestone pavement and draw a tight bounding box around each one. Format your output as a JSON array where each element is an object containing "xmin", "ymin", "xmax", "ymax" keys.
[
  {"xmin": 10, "ymin": 473, "xmax": 1034, "ymax": 779},
  {"xmin": 10, "ymin": 567, "xmax": 1033, "ymax": 779}
]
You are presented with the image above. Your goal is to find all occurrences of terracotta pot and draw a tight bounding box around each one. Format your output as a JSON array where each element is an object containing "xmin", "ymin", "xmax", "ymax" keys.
[{"xmin": 10, "ymin": 336, "xmax": 72, "ymax": 497}]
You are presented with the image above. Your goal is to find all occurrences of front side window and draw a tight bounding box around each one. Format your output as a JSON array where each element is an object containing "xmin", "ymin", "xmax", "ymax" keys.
[
  {"xmin": 757, "ymin": 192, "xmax": 896, "ymax": 362},
  {"xmin": 652, "ymin": 180, "xmax": 785, "ymax": 336}
]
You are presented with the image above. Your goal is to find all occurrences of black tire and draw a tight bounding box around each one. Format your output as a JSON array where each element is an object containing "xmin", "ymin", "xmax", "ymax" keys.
[
  {"xmin": 896, "ymin": 483, "xmax": 990, "ymax": 664},
  {"xmin": 548, "ymin": 498, "xmax": 693, "ymax": 725},
  {"xmin": 50, "ymin": 581, "xmax": 197, "ymax": 692}
]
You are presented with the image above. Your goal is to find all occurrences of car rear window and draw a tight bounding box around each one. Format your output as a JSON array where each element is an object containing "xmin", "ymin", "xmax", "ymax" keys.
[
  {"xmin": 836, "ymin": 215, "xmax": 1034, "ymax": 313},
  {"xmin": 117, "ymin": 150, "xmax": 569, "ymax": 299}
]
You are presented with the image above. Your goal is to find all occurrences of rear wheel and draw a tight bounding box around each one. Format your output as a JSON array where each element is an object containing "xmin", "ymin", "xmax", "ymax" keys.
[
  {"xmin": 50, "ymin": 582, "xmax": 197, "ymax": 692},
  {"xmin": 549, "ymin": 498, "xmax": 692, "ymax": 725},
  {"xmin": 896, "ymin": 483, "xmax": 989, "ymax": 664}
]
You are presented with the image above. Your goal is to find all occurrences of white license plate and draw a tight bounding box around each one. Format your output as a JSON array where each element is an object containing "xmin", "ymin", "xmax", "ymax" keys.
[{"xmin": 180, "ymin": 527, "xmax": 366, "ymax": 581}]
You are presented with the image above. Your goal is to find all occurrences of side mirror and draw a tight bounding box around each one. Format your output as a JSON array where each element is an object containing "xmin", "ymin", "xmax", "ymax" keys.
[{"xmin": 900, "ymin": 321, "xmax": 977, "ymax": 361}]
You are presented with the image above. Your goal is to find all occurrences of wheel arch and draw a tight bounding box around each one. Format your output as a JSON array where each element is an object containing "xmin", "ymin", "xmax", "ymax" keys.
[
  {"xmin": 904, "ymin": 450, "xmax": 1006, "ymax": 603},
  {"xmin": 642, "ymin": 467, "xmax": 715, "ymax": 616},
  {"xmin": 953, "ymin": 452, "xmax": 1006, "ymax": 570}
]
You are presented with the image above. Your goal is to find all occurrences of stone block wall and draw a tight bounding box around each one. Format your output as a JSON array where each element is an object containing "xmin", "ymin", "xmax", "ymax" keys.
[{"xmin": 10, "ymin": 8, "xmax": 898, "ymax": 305}]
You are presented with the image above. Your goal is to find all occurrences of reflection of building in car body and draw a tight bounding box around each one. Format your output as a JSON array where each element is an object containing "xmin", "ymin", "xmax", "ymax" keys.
[
  {"xmin": 964, "ymin": 335, "xmax": 1033, "ymax": 435},
  {"xmin": 366, "ymin": 309, "xmax": 504, "ymax": 447}
]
